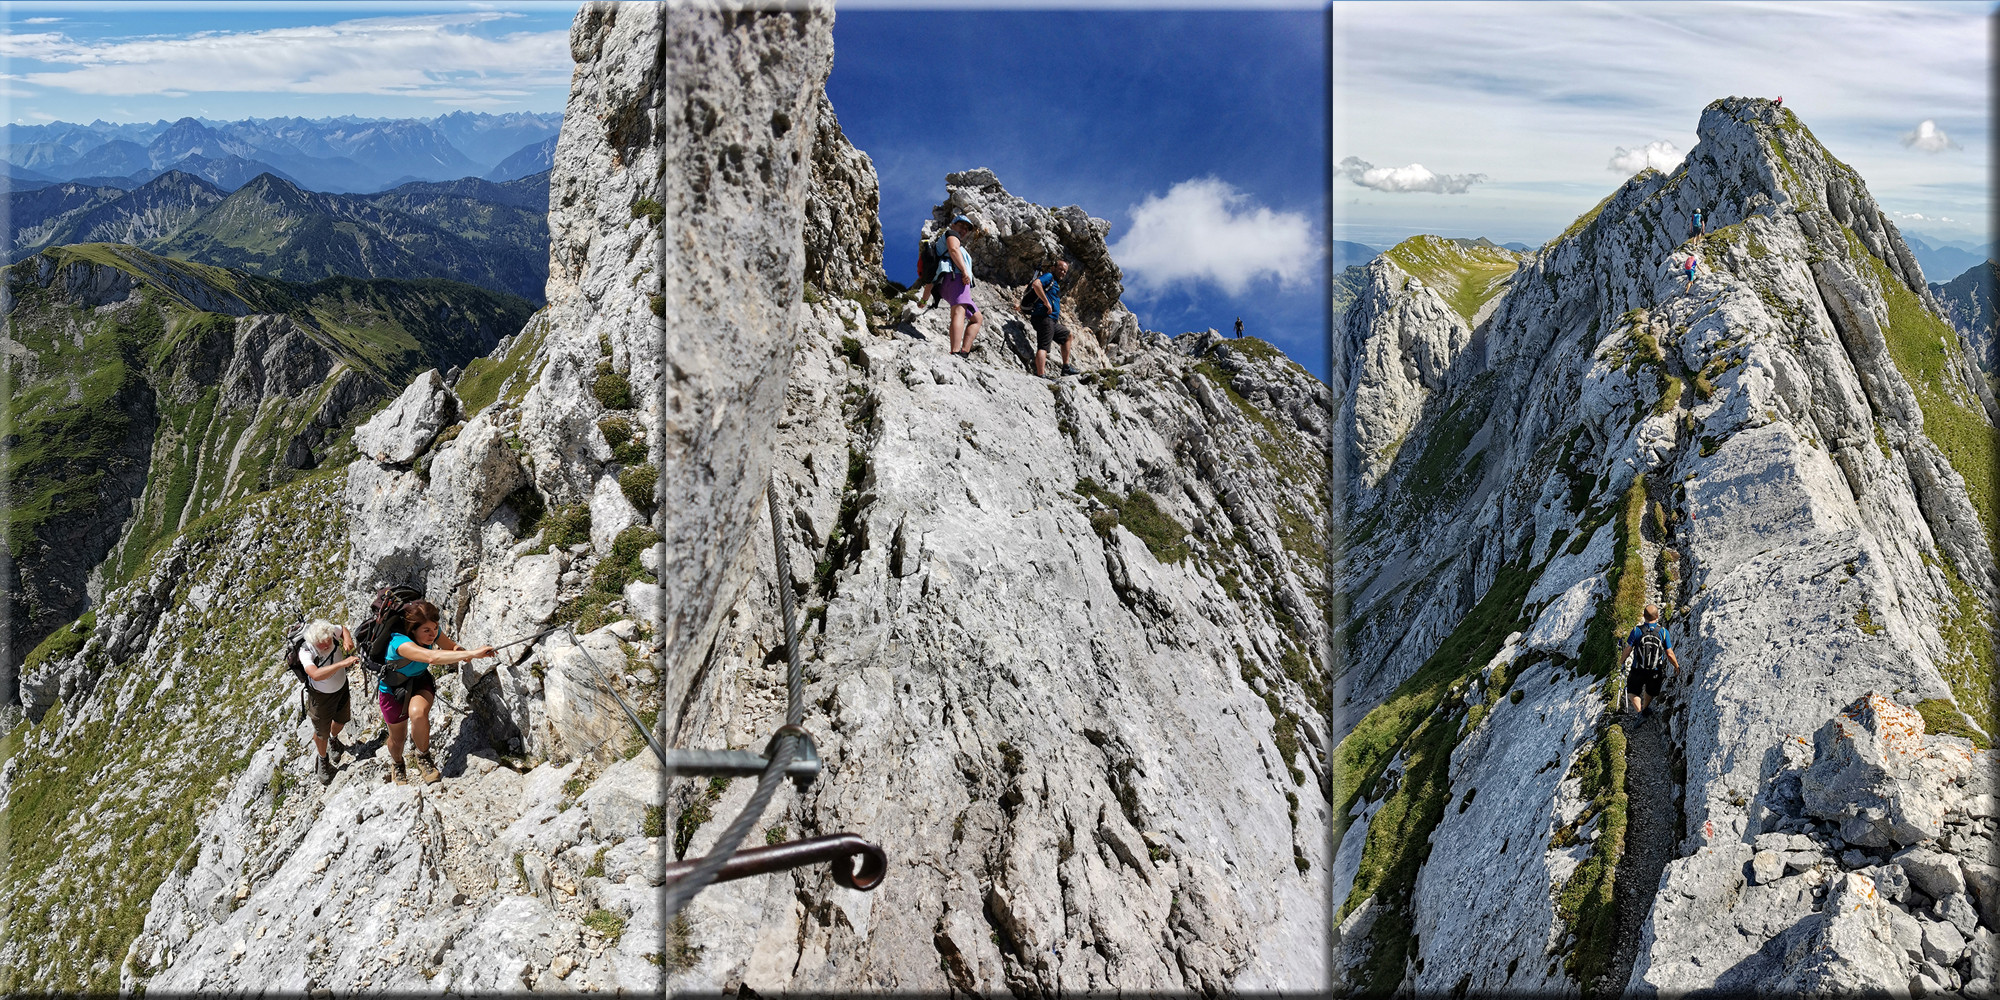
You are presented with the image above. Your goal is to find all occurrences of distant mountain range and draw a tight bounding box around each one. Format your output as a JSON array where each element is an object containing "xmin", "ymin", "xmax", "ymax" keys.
[
  {"xmin": 2, "ymin": 112, "xmax": 562, "ymax": 194},
  {"xmin": 8, "ymin": 168, "xmax": 551, "ymax": 302},
  {"xmin": 1904, "ymin": 233, "xmax": 1994, "ymax": 286}
]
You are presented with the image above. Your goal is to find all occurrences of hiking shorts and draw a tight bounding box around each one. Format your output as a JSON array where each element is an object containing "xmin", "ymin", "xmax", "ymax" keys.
[
  {"xmin": 1032, "ymin": 313, "xmax": 1069, "ymax": 352},
  {"xmin": 308, "ymin": 684, "xmax": 351, "ymax": 737},
  {"xmin": 379, "ymin": 672, "xmax": 436, "ymax": 725},
  {"xmin": 1627, "ymin": 668, "xmax": 1663, "ymax": 699},
  {"xmin": 938, "ymin": 274, "xmax": 978, "ymax": 313}
]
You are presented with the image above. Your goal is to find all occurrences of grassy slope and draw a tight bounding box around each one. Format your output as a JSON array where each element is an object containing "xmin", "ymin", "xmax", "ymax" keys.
[
  {"xmin": 1384, "ymin": 236, "xmax": 1519, "ymax": 324},
  {"xmin": 1, "ymin": 477, "xmax": 348, "ymax": 993},
  {"xmin": 1842, "ymin": 230, "xmax": 1999, "ymax": 731},
  {"xmin": 5, "ymin": 245, "xmax": 533, "ymax": 596}
]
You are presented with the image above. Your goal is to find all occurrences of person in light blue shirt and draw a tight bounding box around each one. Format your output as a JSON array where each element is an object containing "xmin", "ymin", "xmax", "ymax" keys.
[
  {"xmin": 379, "ymin": 600, "xmax": 494, "ymax": 785},
  {"xmin": 1618, "ymin": 604, "xmax": 1680, "ymax": 721}
]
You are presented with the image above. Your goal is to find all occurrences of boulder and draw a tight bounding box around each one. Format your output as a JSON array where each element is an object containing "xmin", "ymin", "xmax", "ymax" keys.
[
  {"xmin": 1965, "ymin": 862, "xmax": 2000, "ymax": 931},
  {"xmin": 1922, "ymin": 918, "xmax": 1967, "ymax": 966},
  {"xmin": 1751, "ymin": 850, "xmax": 1785, "ymax": 885},
  {"xmin": 1800, "ymin": 693, "xmax": 1975, "ymax": 848},
  {"xmin": 1896, "ymin": 846, "xmax": 1968, "ymax": 901},
  {"xmin": 1940, "ymin": 892, "xmax": 1983, "ymax": 936},
  {"xmin": 353, "ymin": 369, "xmax": 458, "ymax": 465},
  {"xmin": 1770, "ymin": 872, "xmax": 1912, "ymax": 993}
]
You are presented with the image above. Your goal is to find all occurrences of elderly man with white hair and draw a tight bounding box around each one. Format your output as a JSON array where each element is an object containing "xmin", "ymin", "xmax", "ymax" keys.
[{"xmin": 300, "ymin": 619, "xmax": 361, "ymax": 785}]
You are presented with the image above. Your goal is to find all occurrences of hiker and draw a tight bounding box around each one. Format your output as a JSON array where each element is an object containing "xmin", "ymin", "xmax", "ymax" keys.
[
  {"xmin": 379, "ymin": 600, "xmax": 494, "ymax": 785},
  {"xmin": 300, "ymin": 620, "xmax": 360, "ymax": 785},
  {"xmin": 1773, "ymin": 96, "xmax": 1783, "ymax": 109},
  {"xmin": 935, "ymin": 214, "xmax": 984, "ymax": 357},
  {"xmin": 1617, "ymin": 604, "xmax": 1680, "ymax": 720},
  {"xmin": 1234, "ymin": 317, "xmax": 1243, "ymax": 339},
  {"xmin": 1692, "ymin": 208, "xmax": 1703, "ymax": 237},
  {"xmin": 1683, "ymin": 254, "xmax": 1696, "ymax": 290},
  {"xmin": 1026, "ymin": 259, "xmax": 1077, "ymax": 379}
]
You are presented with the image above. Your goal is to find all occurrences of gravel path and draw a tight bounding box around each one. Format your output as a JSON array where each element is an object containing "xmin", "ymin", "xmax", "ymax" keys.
[{"xmin": 1606, "ymin": 711, "xmax": 1678, "ymax": 993}]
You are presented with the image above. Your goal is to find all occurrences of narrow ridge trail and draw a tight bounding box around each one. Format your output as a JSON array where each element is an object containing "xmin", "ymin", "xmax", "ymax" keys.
[{"xmin": 1606, "ymin": 712, "xmax": 1678, "ymax": 993}]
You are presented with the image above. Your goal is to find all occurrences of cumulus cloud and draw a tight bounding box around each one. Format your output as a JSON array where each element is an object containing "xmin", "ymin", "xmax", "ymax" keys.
[
  {"xmin": 0, "ymin": 14, "xmax": 568, "ymax": 99},
  {"xmin": 1607, "ymin": 140, "xmax": 1684, "ymax": 173},
  {"xmin": 1109, "ymin": 178, "xmax": 1317, "ymax": 297},
  {"xmin": 1901, "ymin": 120, "xmax": 1961, "ymax": 153},
  {"xmin": 1335, "ymin": 156, "xmax": 1486, "ymax": 194}
]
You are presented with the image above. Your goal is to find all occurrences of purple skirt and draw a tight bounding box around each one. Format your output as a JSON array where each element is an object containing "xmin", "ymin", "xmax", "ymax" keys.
[{"xmin": 937, "ymin": 274, "xmax": 979, "ymax": 312}]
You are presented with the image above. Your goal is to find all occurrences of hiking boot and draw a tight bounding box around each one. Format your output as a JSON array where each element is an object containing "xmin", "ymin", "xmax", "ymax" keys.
[
  {"xmin": 316, "ymin": 754, "xmax": 335, "ymax": 786},
  {"xmin": 1061, "ymin": 364, "xmax": 1079, "ymax": 376},
  {"xmin": 389, "ymin": 756, "xmax": 408, "ymax": 785},
  {"xmin": 328, "ymin": 735, "xmax": 349, "ymax": 761},
  {"xmin": 414, "ymin": 751, "xmax": 442, "ymax": 785}
]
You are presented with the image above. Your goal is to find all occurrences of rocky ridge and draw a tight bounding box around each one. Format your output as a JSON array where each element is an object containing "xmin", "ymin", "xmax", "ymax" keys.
[
  {"xmin": 1, "ymin": 3, "xmax": 668, "ymax": 992},
  {"xmin": 661, "ymin": 7, "xmax": 1331, "ymax": 994},
  {"xmin": 1330, "ymin": 96, "xmax": 1997, "ymax": 996}
]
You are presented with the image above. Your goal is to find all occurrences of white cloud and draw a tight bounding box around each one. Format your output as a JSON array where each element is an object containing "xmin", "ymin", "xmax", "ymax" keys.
[
  {"xmin": 1607, "ymin": 139, "xmax": 1683, "ymax": 173},
  {"xmin": 0, "ymin": 14, "xmax": 568, "ymax": 99},
  {"xmin": 20, "ymin": 17, "xmax": 62, "ymax": 24},
  {"xmin": 1901, "ymin": 119, "xmax": 1960, "ymax": 153},
  {"xmin": 1336, "ymin": 156, "xmax": 1486, "ymax": 194},
  {"xmin": 1110, "ymin": 178, "xmax": 1317, "ymax": 297}
]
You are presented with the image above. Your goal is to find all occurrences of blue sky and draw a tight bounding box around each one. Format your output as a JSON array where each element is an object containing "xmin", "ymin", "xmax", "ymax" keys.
[
  {"xmin": 829, "ymin": 7, "xmax": 1331, "ymax": 377},
  {"xmin": 1, "ymin": 2, "xmax": 577, "ymax": 121},
  {"xmin": 1333, "ymin": 2, "xmax": 1989, "ymax": 254}
]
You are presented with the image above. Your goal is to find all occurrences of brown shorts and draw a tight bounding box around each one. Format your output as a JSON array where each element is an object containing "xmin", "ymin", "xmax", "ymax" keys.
[{"xmin": 308, "ymin": 685, "xmax": 351, "ymax": 737}]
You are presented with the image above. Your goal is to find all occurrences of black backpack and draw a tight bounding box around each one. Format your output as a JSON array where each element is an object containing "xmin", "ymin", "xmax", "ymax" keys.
[
  {"xmin": 281, "ymin": 621, "xmax": 313, "ymax": 686},
  {"xmin": 916, "ymin": 231, "xmax": 944, "ymax": 287},
  {"xmin": 1020, "ymin": 274, "xmax": 1054, "ymax": 317},
  {"xmin": 1634, "ymin": 623, "xmax": 1667, "ymax": 673},
  {"xmin": 355, "ymin": 584, "xmax": 424, "ymax": 674}
]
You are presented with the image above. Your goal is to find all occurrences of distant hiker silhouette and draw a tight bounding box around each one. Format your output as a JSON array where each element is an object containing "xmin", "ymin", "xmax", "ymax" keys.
[
  {"xmin": 1773, "ymin": 96, "xmax": 1783, "ymax": 108},
  {"xmin": 1683, "ymin": 254, "xmax": 1696, "ymax": 289},
  {"xmin": 1234, "ymin": 317, "xmax": 1243, "ymax": 339},
  {"xmin": 1692, "ymin": 209, "xmax": 1703, "ymax": 236}
]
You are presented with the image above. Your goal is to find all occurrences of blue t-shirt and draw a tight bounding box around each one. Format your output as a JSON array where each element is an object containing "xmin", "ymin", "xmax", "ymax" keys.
[
  {"xmin": 1034, "ymin": 272, "xmax": 1062, "ymax": 319},
  {"xmin": 1625, "ymin": 622, "xmax": 1673, "ymax": 664},
  {"xmin": 382, "ymin": 632, "xmax": 433, "ymax": 692}
]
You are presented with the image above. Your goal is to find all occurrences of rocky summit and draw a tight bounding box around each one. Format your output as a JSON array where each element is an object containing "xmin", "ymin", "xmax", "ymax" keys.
[
  {"xmin": 1331, "ymin": 96, "xmax": 1997, "ymax": 996},
  {"xmin": 661, "ymin": 6, "xmax": 1330, "ymax": 994}
]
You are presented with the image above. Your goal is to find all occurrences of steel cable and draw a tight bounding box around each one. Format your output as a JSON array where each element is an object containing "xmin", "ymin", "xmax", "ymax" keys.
[{"xmin": 661, "ymin": 479, "xmax": 806, "ymax": 922}]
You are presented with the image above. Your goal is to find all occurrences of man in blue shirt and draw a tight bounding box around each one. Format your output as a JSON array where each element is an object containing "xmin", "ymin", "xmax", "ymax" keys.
[
  {"xmin": 1027, "ymin": 260, "xmax": 1076, "ymax": 379},
  {"xmin": 1617, "ymin": 604, "xmax": 1680, "ymax": 720}
]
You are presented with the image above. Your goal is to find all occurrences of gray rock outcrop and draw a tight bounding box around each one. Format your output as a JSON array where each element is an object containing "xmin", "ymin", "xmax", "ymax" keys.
[
  {"xmin": 350, "ymin": 369, "xmax": 457, "ymax": 465},
  {"xmin": 925, "ymin": 167, "xmax": 1143, "ymax": 362},
  {"xmin": 659, "ymin": 1, "xmax": 831, "ymax": 731},
  {"xmin": 658, "ymin": 18, "xmax": 1331, "ymax": 991}
]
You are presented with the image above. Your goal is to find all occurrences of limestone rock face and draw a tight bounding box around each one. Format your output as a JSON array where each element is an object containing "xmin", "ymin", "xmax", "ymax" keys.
[
  {"xmin": 655, "ymin": 40, "xmax": 1331, "ymax": 990},
  {"xmin": 350, "ymin": 369, "xmax": 457, "ymax": 465},
  {"xmin": 1, "ymin": 5, "xmax": 675, "ymax": 993},
  {"xmin": 655, "ymin": 50, "xmax": 1335, "ymax": 985},
  {"xmin": 658, "ymin": 1, "xmax": 833, "ymax": 727},
  {"xmin": 803, "ymin": 89, "xmax": 883, "ymax": 295},
  {"xmin": 1332, "ymin": 95, "xmax": 1998, "ymax": 997}
]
